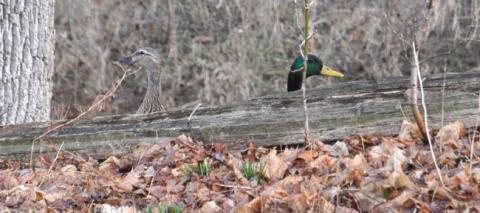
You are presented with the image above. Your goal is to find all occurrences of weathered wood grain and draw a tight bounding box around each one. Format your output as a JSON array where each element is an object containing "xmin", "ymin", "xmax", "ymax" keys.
[{"xmin": 1, "ymin": 72, "xmax": 479, "ymax": 158}]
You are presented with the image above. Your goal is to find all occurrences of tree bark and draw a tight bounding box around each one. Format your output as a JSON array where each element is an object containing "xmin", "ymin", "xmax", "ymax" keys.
[
  {"xmin": 0, "ymin": 0, "xmax": 55, "ymax": 125},
  {"xmin": 0, "ymin": 72, "xmax": 479, "ymax": 158}
]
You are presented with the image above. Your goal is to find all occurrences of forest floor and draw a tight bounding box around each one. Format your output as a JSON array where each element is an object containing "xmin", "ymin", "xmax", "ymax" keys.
[{"xmin": 0, "ymin": 120, "xmax": 479, "ymax": 212}]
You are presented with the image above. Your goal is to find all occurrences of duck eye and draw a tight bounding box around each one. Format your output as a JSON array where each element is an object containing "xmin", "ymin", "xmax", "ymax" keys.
[{"xmin": 137, "ymin": 51, "xmax": 145, "ymax": 55}]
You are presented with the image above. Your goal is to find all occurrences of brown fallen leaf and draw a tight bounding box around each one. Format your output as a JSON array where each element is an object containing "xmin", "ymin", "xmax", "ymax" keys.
[
  {"xmin": 254, "ymin": 147, "xmax": 270, "ymax": 161},
  {"xmin": 385, "ymin": 146, "xmax": 407, "ymax": 173},
  {"xmin": 279, "ymin": 148, "xmax": 299, "ymax": 164},
  {"xmin": 307, "ymin": 139, "xmax": 332, "ymax": 151},
  {"xmin": 196, "ymin": 186, "xmax": 213, "ymax": 203},
  {"xmin": 200, "ymin": 201, "xmax": 221, "ymax": 213},
  {"xmin": 36, "ymin": 188, "xmax": 65, "ymax": 204},
  {"xmin": 287, "ymin": 185, "xmax": 316, "ymax": 213},
  {"xmin": 372, "ymin": 190, "xmax": 416, "ymax": 212},
  {"xmin": 266, "ymin": 175, "xmax": 304, "ymax": 192},
  {"xmin": 78, "ymin": 161, "xmax": 96, "ymax": 173},
  {"xmin": 236, "ymin": 196, "xmax": 270, "ymax": 213},
  {"xmin": 297, "ymin": 150, "xmax": 319, "ymax": 163},
  {"xmin": 331, "ymin": 141, "xmax": 349, "ymax": 157},
  {"xmin": 410, "ymin": 198, "xmax": 433, "ymax": 213},
  {"xmin": 368, "ymin": 145, "xmax": 387, "ymax": 168},
  {"xmin": 288, "ymin": 193, "xmax": 309, "ymax": 213},
  {"xmin": 99, "ymin": 156, "xmax": 128, "ymax": 175},
  {"xmin": 226, "ymin": 153, "xmax": 248, "ymax": 184},
  {"xmin": 388, "ymin": 171, "xmax": 417, "ymax": 190},
  {"xmin": 349, "ymin": 154, "xmax": 368, "ymax": 171},
  {"xmin": 473, "ymin": 168, "xmax": 480, "ymax": 183},
  {"xmin": 263, "ymin": 150, "xmax": 288, "ymax": 181},
  {"xmin": 147, "ymin": 185, "xmax": 165, "ymax": 199},
  {"xmin": 308, "ymin": 154, "xmax": 336, "ymax": 170},
  {"xmin": 166, "ymin": 179, "xmax": 184, "ymax": 193},
  {"xmin": 335, "ymin": 206, "xmax": 359, "ymax": 213},
  {"xmin": 256, "ymin": 175, "xmax": 304, "ymax": 209},
  {"xmin": 347, "ymin": 168, "xmax": 364, "ymax": 186},
  {"xmin": 115, "ymin": 165, "xmax": 145, "ymax": 192},
  {"xmin": 438, "ymin": 150, "xmax": 458, "ymax": 169},
  {"xmin": 132, "ymin": 143, "xmax": 165, "ymax": 162},
  {"xmin": 435, "ymin": 121, "xmax": 465, "ymax": 149},
  {"xmin": 318, "ymin": 197, "xmax": 335, "ymax": 213},
  {"xmin": 2, "ymin": 172, "xmax": 19, "ymax": 190},
  {"xmin": 144, "ymin": 166, "xmax": 156, "ymax": 180},
  {"xmin": 60, "ymin": 164, "xmax": 78, "ymax": 177},
  {"xmin": 398, "ymin": 120, "xmax": 423, "ymax": 143},
  {"xmin": 353, "ymin": 175, "xmax": 388, "ymax": 211},
  {"xmin": 222, "ymin": 199, "xmax": 235, "ymax": 212},
  {"xmin": 5, "ymin": 186, "xmax": 36, "ymax": 208}
]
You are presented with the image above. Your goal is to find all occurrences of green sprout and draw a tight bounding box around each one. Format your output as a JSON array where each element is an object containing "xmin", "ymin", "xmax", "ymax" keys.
[
  {"xmin": 182, "ymin": 158, "xmax": 212, "ymax": 181},
  {"xmin": 241, "ymin": 161, "xmax": 266, "ymax": 183},
  {"xmin": 145, "ymin": 204, "xmax": 183, "ymax": 213},
  {"xmin": 197, "ymin": 158, "xmax": 212, "ymax": 176},
  {"xmin": 158, "ymin": 204, "xmax": 182, "ymax": 213}
]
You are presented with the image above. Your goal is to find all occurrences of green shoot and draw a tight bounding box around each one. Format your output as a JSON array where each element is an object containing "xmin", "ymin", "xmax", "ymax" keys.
[
  {"xmin": 197, "ymin": 158, "xmax": 212, "ymax": 176},
  {"xmin": 158, "ymin": 204, "xmax": 182, "ymax": 213},
  {"xmin": 182, "ymin": 158, "xmax": 212, "ymax": 181},
  {"xmin": 241, "ymin": 161, "xmax": 266, "ymax": 183}
]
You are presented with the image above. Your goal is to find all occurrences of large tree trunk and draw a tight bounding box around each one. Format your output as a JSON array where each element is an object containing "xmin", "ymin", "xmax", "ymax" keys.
[
  {"xmin": 0, "ymin": 0, "xmax": 55, "ymax": 125},
  {"xmin": 0, "ymin": 72, "xmax": 479, "ymax": 158}
]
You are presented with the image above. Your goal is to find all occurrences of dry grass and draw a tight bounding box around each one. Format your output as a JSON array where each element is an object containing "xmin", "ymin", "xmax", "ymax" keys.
[{"xmin": 53, "ymin": 0, "xmax": 480, "ymax": 118}]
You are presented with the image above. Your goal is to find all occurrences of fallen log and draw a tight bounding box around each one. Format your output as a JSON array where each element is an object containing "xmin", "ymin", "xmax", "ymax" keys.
[{"xmin": 1, "ymin": 72, "xmax": 479, "ymax": 158}]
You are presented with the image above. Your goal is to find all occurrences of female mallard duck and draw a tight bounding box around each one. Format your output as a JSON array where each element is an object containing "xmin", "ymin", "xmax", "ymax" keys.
[
  {"xmin": 118, "ymin": 47, "xmax": 164, "ymax": 114},
  {"xmin": 288, "ymin": 54, "xmax": 344, "ymax": 91}
]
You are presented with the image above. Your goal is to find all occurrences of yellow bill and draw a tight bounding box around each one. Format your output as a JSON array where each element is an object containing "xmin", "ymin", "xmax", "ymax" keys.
[{"xmin": 321, "ymin": 66, "xmax": 344, "ymax": 78}]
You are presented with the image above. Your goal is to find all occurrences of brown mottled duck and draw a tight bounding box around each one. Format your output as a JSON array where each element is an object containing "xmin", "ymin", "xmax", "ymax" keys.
[{"xmin": 119, "ymin": 47, "xmax": 164, "ymax": 114}]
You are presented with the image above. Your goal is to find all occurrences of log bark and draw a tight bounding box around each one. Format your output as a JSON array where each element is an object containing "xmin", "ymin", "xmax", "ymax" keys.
[
  {"xmin": 0, "ymin": 0, "xmax": 56, "ymax": 125},
  {"xmin": 0, "ymin": 72, "xmax": 479, "ymax": 158}
]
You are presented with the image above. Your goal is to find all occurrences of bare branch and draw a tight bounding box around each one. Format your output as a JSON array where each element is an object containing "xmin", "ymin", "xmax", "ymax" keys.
[{"xmin": 30, "ymin": 64, "xmax": 139, "ymax": 171}]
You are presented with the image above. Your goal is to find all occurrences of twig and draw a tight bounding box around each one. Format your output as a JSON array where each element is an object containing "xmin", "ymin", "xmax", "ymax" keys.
[
  {"xmin": 399, "ymin": 105, "xmax": 410, "ymax": 122},
  {"xmin": 440, "ymin": 58, "xmax": 447, "ymax": 128},
  {"xmin": 412, "ymin": 42, "xmax": 444, "ymax": 185},
  {"xmin": 47, "ymin": 141, "xmax": 65, "ymax": 174},
  {"xmin": 360, "ymin": 135, "xmax": 366, "ymax": 153},
  {"xmin": 440, "ymin": 58, "xmax": 447, "ymax": 152},
  {"xmin": 29, "ymin": 65, "xmax": 140, "ymax": 171},
  {"xmin": 469, "ymin": 92, "xmax": 480, "ymax": 177},
  {"xmin": 301, "ymin": 0, "xmax": 313, "ymax": 145},
  {"xmin": 35, "ymin": 141, "xmax": 65, "ymax": 188},
  {"xmin": 297, "ymin": 32, "xmax": 316, "ymax": 58},
  {"xmin": 146, "ymin": 169, "xmax": 159, "ymax": 198},
  {"xmin": 187, "ymin": 103, "xmax": 202, "ymax": 129},
  {"xmin": 213, "ymin": 183, "xmax": 255, "ymax": 190},
  {"xmin": 383, "ymin": 13, "xmax": 410, "ymax": 46}
]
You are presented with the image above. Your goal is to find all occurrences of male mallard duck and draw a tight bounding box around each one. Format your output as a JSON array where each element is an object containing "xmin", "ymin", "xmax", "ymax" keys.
[
  {"xmin": 288, "ymin": 55, "xmax": 344, "ymax": 91},
  {"xmin": 118, "ymin": 47, "xmax": 164, "ymax": 114}
]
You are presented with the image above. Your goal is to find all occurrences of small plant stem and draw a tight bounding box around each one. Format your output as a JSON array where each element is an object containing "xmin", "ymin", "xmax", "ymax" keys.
[
  {"xmin": 440, "ymin": 58, "xmax": 447, "ymax": 152},
  {"xmin": 410, "ymin": 53, "xmax": 427, "ymax": 141},
  {"xmin": 470, "ymin": 92, "xmax": 479, "ymax": 177},
  {"xmin": 302, "ymin": 0, "xmax": 312, "ymax": 144},
  {"xmin": 412, "ymin": 42, "xmax": 444, "ymax": 186}
]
